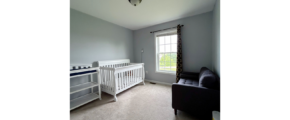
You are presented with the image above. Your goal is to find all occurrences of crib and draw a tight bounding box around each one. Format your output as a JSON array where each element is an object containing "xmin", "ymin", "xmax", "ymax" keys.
[{"xmin": 93, "ymin": 59, "xmax": 145, "ymax": 101}]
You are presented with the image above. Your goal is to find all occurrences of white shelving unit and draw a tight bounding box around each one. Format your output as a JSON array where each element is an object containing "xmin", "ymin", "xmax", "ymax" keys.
[
  {"xmin": 70, "ymin": 67, "xmax": 101, "ymax": 110},
  {"xmin": 70, "ymin": 82, "xmax": 99, "ymax": 94}
]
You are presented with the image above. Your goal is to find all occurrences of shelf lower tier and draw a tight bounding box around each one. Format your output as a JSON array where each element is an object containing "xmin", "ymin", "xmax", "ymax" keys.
[
  {"xmin": 70, "ymin": 82, "xmax": 99, "ymax": 94},
  {"xmin": 70, "ymin": 93, "xmax": 99, "ymax": 110},
  {"xmin": 70, "ymin": 72, "xmax": 97, "ymax": 78}
]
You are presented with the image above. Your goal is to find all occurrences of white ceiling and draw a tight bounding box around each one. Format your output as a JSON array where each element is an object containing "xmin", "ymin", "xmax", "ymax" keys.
[{"xmin": 70, "ymin": 0, "xmax": 216, "ymax": 30}]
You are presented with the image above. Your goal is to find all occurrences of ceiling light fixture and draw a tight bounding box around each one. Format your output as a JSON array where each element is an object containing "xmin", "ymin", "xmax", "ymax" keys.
[{"xmin": 128, "ymin": 0, "xmax": 142, "ymax": 6}]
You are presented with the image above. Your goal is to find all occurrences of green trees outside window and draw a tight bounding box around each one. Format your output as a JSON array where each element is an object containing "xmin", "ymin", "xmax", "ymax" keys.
[{"xmin": 159, "ymin": 53, "xmax": 177, "ymax": 71}]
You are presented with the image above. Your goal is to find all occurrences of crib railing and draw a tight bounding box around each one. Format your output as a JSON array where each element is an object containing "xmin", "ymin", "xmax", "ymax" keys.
[
  {"xmin": 101, "ymin": 63, "xmax": 130, "ymax": 68},
  {"xmin": 114, "ymin": 64, "xmax": 143, "ymax": 90},
  {"xmin": 99, "ymin": 63, "xmax": 145, "ymax": 101}
]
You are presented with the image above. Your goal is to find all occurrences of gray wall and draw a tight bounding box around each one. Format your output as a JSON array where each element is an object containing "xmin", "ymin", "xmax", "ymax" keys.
[
  {"xmin": 212, "ymin": 0, "xmax": 220, "ymax": 77},
  {"xmin": 70, "ymin": 9, "xmax": 134, "ymax": 100},
  {"xmin": 70, "ymin": 9, "xmax": 134, "ymax": 64},
  {"xmin": 133, "ymin": 12, "xmax": 213, "ymax": 84}
]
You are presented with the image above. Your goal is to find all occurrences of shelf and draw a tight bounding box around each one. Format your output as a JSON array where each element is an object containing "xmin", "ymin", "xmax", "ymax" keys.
[
  {"xmin": 70, "ymin": 67, "xmax": 98, "ymax": 74},
  {"xmin": 69, "ymin": 66, "xmax": 101, "ymax": 110},
  {"xmin": 70, "ymin": 82, "xmax": 99, "ymax": 94},
  {"xmin": 70, "ymin": 93, "xmax": 99, "ymax": 110},
  {"xmin": 70, "ymin": 72, "xmax": 97, "ymax": 78}
]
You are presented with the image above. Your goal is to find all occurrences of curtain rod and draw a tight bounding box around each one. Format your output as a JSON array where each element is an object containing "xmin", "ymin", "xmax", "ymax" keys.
[{"xmin": 150, "ymin": 24, "xmax": 184, "ymax": 33}]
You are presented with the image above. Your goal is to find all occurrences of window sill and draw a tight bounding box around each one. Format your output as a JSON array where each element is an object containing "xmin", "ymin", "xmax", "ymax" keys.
[{"xmin": 155, "ymin": 71, "xmax": 176, "ymax": 75}]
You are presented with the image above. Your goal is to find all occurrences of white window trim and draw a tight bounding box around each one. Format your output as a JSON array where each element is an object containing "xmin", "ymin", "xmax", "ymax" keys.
[{"xmin": 154, "ymin": 28, "xmax": 177, "ymax": 75}]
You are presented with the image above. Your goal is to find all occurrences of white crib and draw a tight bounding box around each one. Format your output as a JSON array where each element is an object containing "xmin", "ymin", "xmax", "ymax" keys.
[{"xmin": 93, "ymin": 59, "xmax": 145, "ymax": 101}]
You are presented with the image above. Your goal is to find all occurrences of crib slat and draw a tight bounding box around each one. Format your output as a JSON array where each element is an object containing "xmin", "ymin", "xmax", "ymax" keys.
[
  {"xmin": 132, "ymin": 70, "xmax": 134, "ymax": 84},
  {"xmin": 128, "ymin": 71, "xmax": 130, "ymax": 86},
  {"xmin": 110, "ymin": 70, "xmax": 112, "ymax": 91},
  {"xmin": 133, "ymin": 70, "xmax": 135, "ymax": 84},
  {"xmin": 122, "ymin": 72, "xmax": 124, "ymax": 90},
  {"xmin": 106, "ymin": 70, "xmax": 108, "ymax": 91},
  {"xmin": 118, "ymin": 73, "xmax": 120, "ymax": 90},
  {"xmin": 138, "ymin": 68, "xmax": 140, "ymax": 81},
  {"xmin": 134, "ymin": 69, "xmax": 136, "ymax": 83},
  {"xmin": 116, "ymin": 72, "xmax": 118, "ymax": 90},
  {"xmin": 140, "ymin": 68, "xmax": 142, "ymax": 81},
  {"xmin": 126, "ymin": 71, "xmax": 129, "ymax": 87},
  {"xmin": 105, "ymin": 70, "xmax": 108, "ymax": 90},
  {"xmin": 105, "ymin": 70, "xmax": 107, "ymax": 91},
  {"xmin": 120, "ymin": 72, "xmax": 123, "ymax": 90},
  {"xmin": 108, "ymin": 70, "xmax": 110, "ymax": 91},
  {"xmin": 115, "ymin": 71, "xmax": 116, "ymax": 91},
  {"xmin": 136, "ymin": 69, "xmax": 138, "ymax": 82},
  {"xmin": 111, "ymin": 70, "xmax": 114, "ymax": 92},
  {"xmin": 101, "ymin": 69, "xmax": 105, "ymax": 89},
  {"xmin": 112, "ymin": 71, "xmax": 114, "ymax": 92},
  {"xmin": 133, "ymin": 69, "xmax": 135, "ymax": 84},
  {"xmin": 124, "ymin": 71, "xmax": 127, "ymax": 88},
  {"xmin": 139, "ymin": 68, "xmax": 141, "ymax": 81},
  {"xmin": 106, "ymin": 70, "xmax": 109, "ymax": 91},
  {"xmin": 131, "ymin": 70, "xmax": 134, "ymax": 85},
  {"xmin": 103, "ymin": 69, "xmax": 105, "ymax": 91},
  {"xmin": 104, "ymin": 69, "xmax": 106, "ymax": 91},
  {"xmin": 134, "ymin": 69, "xmax": 137, "ymax": 82},
  {"xmin": 107, "ymin": 70, "xmax": 109, "ymax": 91},
  {"xmin": 103, "ymin": 69, "xmax": 105, "ymax": 90},
  {"xmin": 123, "ymin": 71, "xmax": 125, "ymax": 88},
  {"xmin": 123, "ymin": 72, "xmax": 125, "ymax": 89},
  {"xmin": 111, "ymin": 70, "xmax": 113, "ymax": 91},
  {"xmin": 131, "ymin": 70, "xmax": 133, "ymax": 85},
  {"xmin": 130, "ymin": 70, "xmax": 132, "ymax": 85},
  {"xmin": 100, "ymin": 69, "xmax": 103, "ymax": 90}
]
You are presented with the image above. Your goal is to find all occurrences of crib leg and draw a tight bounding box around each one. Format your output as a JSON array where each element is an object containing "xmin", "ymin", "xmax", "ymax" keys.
[
  {"xmin": 114, "ymin": 95, "xmax": 118, "ymax": 102},
  {"xmin": 143, "ymin": 80, "xmax": 146, "ymax": 85}
]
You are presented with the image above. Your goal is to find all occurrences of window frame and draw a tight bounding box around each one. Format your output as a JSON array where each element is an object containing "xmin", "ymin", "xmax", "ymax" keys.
[{"xmin": 154, "ymin": 28, "xmax": 177, "ymax": 75}]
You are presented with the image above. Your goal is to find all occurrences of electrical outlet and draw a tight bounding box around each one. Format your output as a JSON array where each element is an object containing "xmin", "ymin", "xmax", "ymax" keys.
[{"xmin": 146, "ymin": 71, "xmax": 148, "ymax": 74}]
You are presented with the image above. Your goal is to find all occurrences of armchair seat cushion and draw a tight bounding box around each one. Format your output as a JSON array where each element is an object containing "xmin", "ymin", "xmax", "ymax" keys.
[{"xmin": 178, "ymin": 78, "xmax": 199, "ymax": 86}]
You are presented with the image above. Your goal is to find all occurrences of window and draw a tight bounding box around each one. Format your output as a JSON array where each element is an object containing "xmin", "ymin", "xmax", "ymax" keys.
[{"xmin": 155, "ymin": 29, "xmax": 177, "ymax": 74}]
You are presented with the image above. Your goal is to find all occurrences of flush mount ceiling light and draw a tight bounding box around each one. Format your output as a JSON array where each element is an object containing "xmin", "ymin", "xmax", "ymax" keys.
[{"xmin": 128, "ymin": 0, "xmax": 142, "ymax": 6}]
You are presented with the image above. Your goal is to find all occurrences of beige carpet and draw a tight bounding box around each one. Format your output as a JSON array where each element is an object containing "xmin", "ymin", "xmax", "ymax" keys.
[{"xmin": 70, "ymin": 81, "xmax": 202, "ymax": 120}]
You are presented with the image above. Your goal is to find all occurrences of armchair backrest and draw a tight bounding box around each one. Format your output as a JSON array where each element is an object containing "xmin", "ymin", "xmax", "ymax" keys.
[{"xmin": 199, "ymin": 67, "xmax": 220, "ymax": 90}]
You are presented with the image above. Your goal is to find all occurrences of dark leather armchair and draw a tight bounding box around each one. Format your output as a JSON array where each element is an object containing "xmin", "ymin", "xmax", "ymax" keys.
[{"xmin": 172, "ymin": 67, "xmax": 220, "ymax": 119}]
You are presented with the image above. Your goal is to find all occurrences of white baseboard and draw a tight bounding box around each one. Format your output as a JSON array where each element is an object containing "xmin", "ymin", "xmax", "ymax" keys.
[{"xmin": 145, "ymin": 79, "xmax": 172, "ymax": 86}]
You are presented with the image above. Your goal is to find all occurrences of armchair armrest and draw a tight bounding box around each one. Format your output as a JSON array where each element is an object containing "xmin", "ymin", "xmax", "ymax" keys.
[
  {"xmin": 172, "ymin": 83, "xmax": 220, "ymax": 112},
  {"xmin": 180, "ymin": 72, "xmax": 199, "ymax": 80}
]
